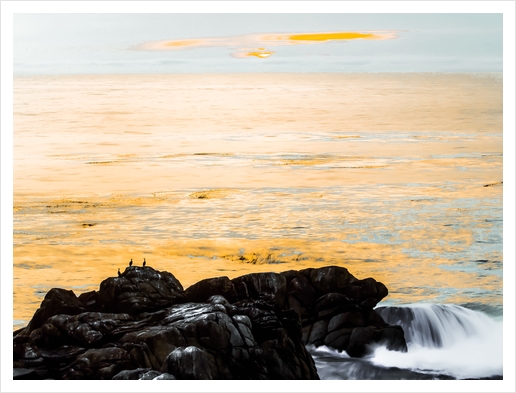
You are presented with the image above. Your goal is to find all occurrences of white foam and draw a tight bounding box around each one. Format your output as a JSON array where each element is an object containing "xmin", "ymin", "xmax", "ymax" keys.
[{"xmin": 372, "ymin": 304, "xmax": 503, "ymax": 379}]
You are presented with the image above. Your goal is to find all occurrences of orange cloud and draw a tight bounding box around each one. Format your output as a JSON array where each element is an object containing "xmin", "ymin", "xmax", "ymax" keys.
[
  {"xmin": 233, "ymin": 49, "xmax": 276, "ymax": 59},
  {"xmin": 266, "ymin": 31, "xmax": 390, "ymax": 43},
  {"xmin": 163, "ymin": 39, "xmax": 203, "ymax": 48},
  {"xmin": 132, "ymin": 31, "xmax": 398, "ymax": 59}
]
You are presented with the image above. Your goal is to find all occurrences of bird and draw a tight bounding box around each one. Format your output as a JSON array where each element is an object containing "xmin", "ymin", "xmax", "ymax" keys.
[
  {"xmin": 143, "ymin": 258, "xmax": 146, "ymax": 267},
  {"xmin": 129, "ymin": 258, "xmax": 133, "ymax": 267},
  {"xmin": 118, "ymin": 268, "xmax": 121, "ymax": 277}
]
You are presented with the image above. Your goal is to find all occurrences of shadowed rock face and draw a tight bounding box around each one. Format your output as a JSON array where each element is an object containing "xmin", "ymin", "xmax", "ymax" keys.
[
  {"xmin": 278, "ymin": 267, "xmax": 404, "ymax": 358},
  {"xmin": 26, "ymin": 288, "xmax": 87, "ymax": 332},
  {"xmin": 13, "ymin": 265, "xmax": 406, "ymax": 379},
  {"xmin": 184, "ymin": 276, "xmax": 239, "ymax": 304},
  {"xmin": 232, "ymin": 272, "xmax": 287, "ymax": 309}
]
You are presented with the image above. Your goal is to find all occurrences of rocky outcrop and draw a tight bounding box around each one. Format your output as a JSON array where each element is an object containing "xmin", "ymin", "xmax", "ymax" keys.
[
  {"xmin": 98, "ymin": 267, "xmax": 187, "ymax": 314},
  {"xmin": 26, "ymin": 288, "xmax": 87, "ymax": 332},
  {"xmin": 280, "ymin": 267, "xmax": 407, "ymax": 357},
  {"xmin": 13, "ymin": 264, "xmax": 406, "ymax": 379},
  {"xmin": 184, "ymin": 266, "xmax": 406, "ymax": 357}
]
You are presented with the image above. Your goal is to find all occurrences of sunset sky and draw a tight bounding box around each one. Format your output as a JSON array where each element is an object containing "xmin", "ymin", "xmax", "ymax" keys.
[{"xmin": 13, "ymin": 13, "xmax": 503, "ymax": 74}]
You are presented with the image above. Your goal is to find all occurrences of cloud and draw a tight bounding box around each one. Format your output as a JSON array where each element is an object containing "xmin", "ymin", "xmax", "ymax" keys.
[{"xmin": 132, "ymin": 31, "xmax": 398, "ymax": 59}]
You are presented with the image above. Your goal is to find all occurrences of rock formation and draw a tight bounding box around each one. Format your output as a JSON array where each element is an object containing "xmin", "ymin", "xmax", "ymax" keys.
[{"xmin": 13, "ymin": 265, "xmax": 406, "ymax": 379}]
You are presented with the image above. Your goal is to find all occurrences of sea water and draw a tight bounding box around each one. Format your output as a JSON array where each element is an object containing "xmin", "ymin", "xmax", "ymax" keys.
[
  {"xmin": 12, "ymin": 73, "xmax": 503, "ymax": 379},
  {"xmin": 310, "ymin": 304, "xmax": 503, "ymax": 380}
]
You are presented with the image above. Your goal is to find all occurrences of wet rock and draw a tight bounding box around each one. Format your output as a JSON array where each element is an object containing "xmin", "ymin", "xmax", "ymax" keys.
[
  {"xmin": 98, "ymin": 266, "xmax": 187, "ymax": 314},
  {"xmin": 307, "ymin": 319, "xmax": 329, "ymax": 347},
  {"xmin": 161, "ymin": 346, "xmax": 213, "ymax": 379},
  {"xmin": 27, "ymin": 288, "xmax": 86, "ymax": 332},
  {"xmin": 112, "ymin": 367, "xmax": 176, "ymax": 380},
  {"xmin": 232, "ymin": 314, "xmax": 256, "ymax": 347},
  {"xmin": 324, "ymin": 327, "xmax": 353, "ymax": 349},
  {"xmin": 207, "ymin": 294, "xmax": 231, "ymax": 306},
  {"xmin": 346, "ymin": 326, "xmax": 377, "ymax": 357},
  {"xmin": 309, "ymin": 266, "xmax": 357, "ymax": 295},
  {"xmin": 316, "ymin": 292, "xmax": 352, "ymax": 312},
  {"xmin": 119, "ymin": 325, "xmax": 185, "ymax": 367},
  {"xmin": 284, "ymin": 272, "xmax": 317, "ymax": 319},
  {"xmin": 185, "ymin": 276, "xmax": 239, "ymax": 303},
  {"xmin": 232, "ymin": 301, "xmax": 318, "ymax": 380},
  {"xmin": 328, "ymin": 311, "xmax": 366, "ymax": 333},
  {"xmin": 14, "ymin": 264, "xmax": 406, "ymax": 379},
  {"xmin": 375, "ymin": 326, "xmax": 408, "ymax": 352},
  {"xmin": 78, "ymin": 291, "xmax": 99, "ymax": 310},
  {"xmin": 232, "ymin": 272, "xmax": 287, "ymax": 309},
  {"xmin": 345, "ymin": 325, "xmax": 408, "ymax": 357},
  {"xmin": 281, "ymin": 266, "xmax": 405, "ymax": 357},
  {"xmin": 13, "ymin": 368, "xmax": 39, "ymax": 380},
  {"xmin": 340, "ymin": 278, "xmax": 388, "ymax": 307}
]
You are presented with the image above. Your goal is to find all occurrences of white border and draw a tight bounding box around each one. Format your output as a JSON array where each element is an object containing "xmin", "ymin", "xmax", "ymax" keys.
[
  {"xmin": 0, "ymin": 1, "xmax": 514, "ymax": 14},
  {"xmin": 2, "ymin": 1, "xmax": 515, "ymax": 392}
]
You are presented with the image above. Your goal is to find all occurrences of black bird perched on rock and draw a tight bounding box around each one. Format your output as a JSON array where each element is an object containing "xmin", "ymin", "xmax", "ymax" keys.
[
  {"xmin": 143, "ymin": 258, "xmax": 146, "ymax": 267},
  {"xmin": 129, "ymin": 258, "xmax": 133, "ymax": 267},
  {"xmin": 118, "ymin": 268, "xmax": 121, "ymax": 277}
]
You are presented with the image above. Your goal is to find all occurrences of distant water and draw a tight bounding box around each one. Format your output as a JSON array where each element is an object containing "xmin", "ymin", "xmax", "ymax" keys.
[{"xmin": 12, "ymin": 73, "xmax": 503, "ymax": 379}]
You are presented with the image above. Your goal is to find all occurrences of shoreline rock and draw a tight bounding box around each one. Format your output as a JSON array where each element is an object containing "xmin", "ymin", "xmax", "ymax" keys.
[{"xmin": 13, "ymin": 265, "xmax": 406, "ymax": 379}]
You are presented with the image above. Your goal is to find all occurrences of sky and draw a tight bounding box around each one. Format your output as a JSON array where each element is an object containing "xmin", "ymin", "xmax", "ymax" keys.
[{"xmin": 13, "ymin": 13, "xmax": 503, "ymax": 74}]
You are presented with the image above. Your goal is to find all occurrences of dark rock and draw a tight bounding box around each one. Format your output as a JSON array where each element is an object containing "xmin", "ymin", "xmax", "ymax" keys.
[
  {"xmin": 153, "ymin": 372, "xmax": 178, "ymax": 380},
  {"xmin": 14, "ymin": 264, "xmax": 406, "ymax": 379},
  {"xmin": 277, "ymin": 266, "xmax": 400, "ymax": 357},
  {"xmin": 232, "ymin": 280, "xmax": 249, "ymax": 300},
  {"xmin": 161, "ymin": 346, "xmax": 213, "ymax": 379},
  {"xmin": 13, "ymin": 368, "xmax": 39, "ymax": 380},
  {"xmin": 98, "ymin": 266, "xmax": 187, "ymax": 314},
  {"xmin": 324, "ymin": 328, "xmax": 353, "ymax": 349},
  {"xmin": 280, "ymin": 269, "xmax": 303, "ymax": 285},
  {"xmin": 307, "ymin": 319, "xmax": 329, "ymax": 347},
  {"xmin": 345, "ymin": 325, "xmax": 408, "ymax": 357},
  {"xmin": 285, "ymin": 273, "xmax": 317, "ymax": 318},
  {"xmin": 185, "ymin": 276, "xmax": 239, "ymax": 303},
  {"xmin": 119, "ymin": 325, "xmax": 185, "ymax": 367},
  {"xmin": 346, "ymin": 326, "xmax": 377, "ymax": 357},
  {"xmin": 112, "ymin": 367, "xmax": 176, "ymax": 380},
  {"xmin": 232, "ymin": 314, "xmax": 256, "ymax": 347},
  {"xmin": 27, "ymin": 288, "xmax": 86, "ymax": 332},
  {"xmin": 301, "ymin": 325, "xmax": 312, "ymax": 343},
  {"xmin": 67, "ymin": 346, "xmax": 135, "ymax": 380},
  {"xmin": 42, "ymin": 312, "xmax": 133, "ymax": 347},
  {"xmin": 234, "ymin": 303, "xmax": 284, "ymax": 344},
  {"xmin": 238, "ymin": 303, "xmax": 318, "ymax": 380},
  {"xmin": 207, "ymin": 295, "xmax": 231, "ymax": 306},
  {"xmin": 298, "ymin": 268, "xmax": 314, "ymax": 283},
  {"xmin": 365, "ymin": 309, "xmax": 387, "ymax": 326},
  {"xmin": 341, "ymin": 278, "xmax": 388, "ymax": 305},
  {"xmin": 232, "ymin": 272, "xmax": 287, "ymax": 309},
  {"xmin": 327, "ymin": 311, "xmax": 366, "ymax": 333},
  {"xmin": 309, "ymin": 266, "xmax": 357, "ymax": 295},
  {"xmin": 375, "ymin": 325, "xmax": 408, "ymax": 353},
  {"xmin": 316, "ymin": 292, "xmax": 352, "ymax": 312},
  {"xmin": 78, "ymin": 291, "xmax": 99, "ymax": 310}
]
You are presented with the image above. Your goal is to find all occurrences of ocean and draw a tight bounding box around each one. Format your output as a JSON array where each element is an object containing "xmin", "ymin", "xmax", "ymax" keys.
[{"xmin": 13, "ymin": 73, "xmax": 503, "ymax": 379}]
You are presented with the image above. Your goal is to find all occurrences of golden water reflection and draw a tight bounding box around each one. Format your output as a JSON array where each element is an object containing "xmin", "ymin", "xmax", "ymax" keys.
[{"xmin": 13, "ymin": 73, "xmax": 503, "ymax": 330}]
